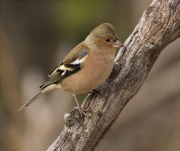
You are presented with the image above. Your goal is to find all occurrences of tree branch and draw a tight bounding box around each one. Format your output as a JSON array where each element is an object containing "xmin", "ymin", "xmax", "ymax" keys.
[{"xmin": 48, "ymin": 0, "xmax": 180, "ymax": 150}]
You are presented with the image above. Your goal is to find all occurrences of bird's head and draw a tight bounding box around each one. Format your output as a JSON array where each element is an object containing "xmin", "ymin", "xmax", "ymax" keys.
[{"xmin": 85, "ymin": 23, "xmax": 124, "ymax": 52}]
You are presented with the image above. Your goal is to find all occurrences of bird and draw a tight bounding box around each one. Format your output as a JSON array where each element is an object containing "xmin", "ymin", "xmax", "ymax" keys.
[{"xmin": 18, "ymin": 23, "xmax": 124, "ymax": 116}]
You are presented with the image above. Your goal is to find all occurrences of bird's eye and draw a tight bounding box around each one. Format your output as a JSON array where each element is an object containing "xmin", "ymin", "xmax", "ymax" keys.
[{"xmin": 105, "ymin": 38, "xmax": 111, "ymax": 42}]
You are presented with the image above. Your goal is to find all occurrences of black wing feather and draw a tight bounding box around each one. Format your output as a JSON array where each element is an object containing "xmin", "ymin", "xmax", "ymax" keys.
[
  {"xmin": 40, "ymin": 48, "xmax": 89, "ymax": 90},
  {"xmin": 40, "ymin": 63, "xmax": 81, "ymax": 89}
]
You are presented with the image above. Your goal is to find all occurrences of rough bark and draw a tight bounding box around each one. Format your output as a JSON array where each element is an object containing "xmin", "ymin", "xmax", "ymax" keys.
[{"xmin": 48, "ymin": 0, "xmax": 180, "ymax": 151}]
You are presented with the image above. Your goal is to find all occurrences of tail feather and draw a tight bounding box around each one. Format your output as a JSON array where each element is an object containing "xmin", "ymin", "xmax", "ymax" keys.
[
  {"xmin": 18, "ymin": 91, "xmax": 42, "ymax": 111},
  {"xmin": 18, "ymin": 83, "xmax": 60, "ymax": 111}
]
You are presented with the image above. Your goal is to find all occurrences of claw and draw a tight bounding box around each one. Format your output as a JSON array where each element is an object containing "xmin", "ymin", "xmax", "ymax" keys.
[
  {"xmin": 72, "ymin": 94, "xmax": 88, "ymax": 117},
  {"xmin": 89, "ymin": 89, "xmax": 104, "ymax": 97},
  {"xmin": 74, "ymin": 106, "xmax": 88, "ymax": 116}
]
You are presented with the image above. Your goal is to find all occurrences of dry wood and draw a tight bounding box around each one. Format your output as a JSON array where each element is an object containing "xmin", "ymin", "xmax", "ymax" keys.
[{"xmin": 48, "ymin": 0, "xmax": 180, "ymax": 150}]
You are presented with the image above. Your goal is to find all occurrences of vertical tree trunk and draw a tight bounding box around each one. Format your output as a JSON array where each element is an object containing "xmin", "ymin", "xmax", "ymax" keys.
[{"xmin": 48, "ymin": 0, "xmax": 180, "ymax": 150}]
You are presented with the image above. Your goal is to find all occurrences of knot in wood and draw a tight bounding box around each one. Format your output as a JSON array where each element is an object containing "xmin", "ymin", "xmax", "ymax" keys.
[{"xmin": 64, "ymin": 112, "xmax": 77, "ymax": 127}]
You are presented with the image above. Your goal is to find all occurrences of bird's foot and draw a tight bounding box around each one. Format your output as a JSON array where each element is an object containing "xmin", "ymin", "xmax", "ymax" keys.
[
  {"xmin": 89, "ymin": 89, "xmax": 104, "ymax": 97},
  {"xmin": 74, "ymin": 106, "xmax": 88, "ymax": 117},
  {"xmin": 72, "ymin": 94, "xmax": 88, "ymax": 117}
]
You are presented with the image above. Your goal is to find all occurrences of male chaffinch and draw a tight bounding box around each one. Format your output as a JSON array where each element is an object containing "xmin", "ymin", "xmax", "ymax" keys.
[{"xmin": 19, "ymin": 23, "xmax": 124, "ymax": 116}]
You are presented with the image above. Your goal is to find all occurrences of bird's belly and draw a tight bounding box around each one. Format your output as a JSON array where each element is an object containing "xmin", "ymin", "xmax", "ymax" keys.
[{"xmin": 61, "ymin": 61, "xmax": 113, "ymax": 94}]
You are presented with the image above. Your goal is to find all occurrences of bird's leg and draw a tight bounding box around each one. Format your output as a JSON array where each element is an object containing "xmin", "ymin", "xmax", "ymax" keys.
[
  {"xmin": 89, "ymin": 83, "xmax": 106, "ymax": 96},
  {"xmin": 91, "ymin": 89, "xmax": 104, "ymax": 96},
  {"xmin": 72, "ymin": 94, "xmax": 87, "ymax": 116},
  {"xmin": 89, "ymin": 87, "xmax": 105, "ymax": 97}
]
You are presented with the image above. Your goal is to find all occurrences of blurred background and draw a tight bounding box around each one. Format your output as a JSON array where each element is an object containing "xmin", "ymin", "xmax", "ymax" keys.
[{"xmin": 1, "ymin": 1, "xmax": 180, "ymax": 151}]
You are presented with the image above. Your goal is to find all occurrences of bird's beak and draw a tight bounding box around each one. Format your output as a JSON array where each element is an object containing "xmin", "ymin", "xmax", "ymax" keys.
[{"xmin": 113, "ymin": 40, "xmax": 125, "ymax": 48}]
